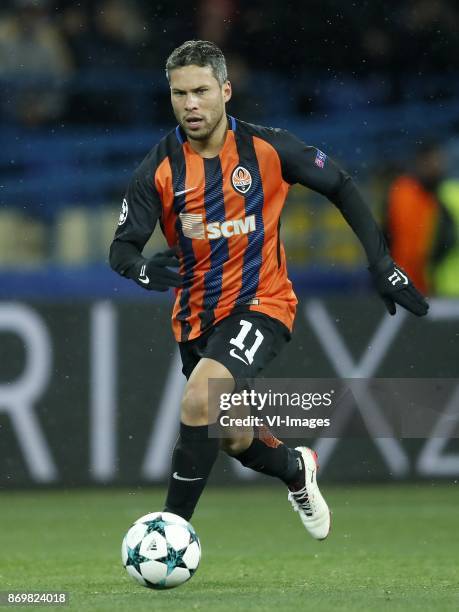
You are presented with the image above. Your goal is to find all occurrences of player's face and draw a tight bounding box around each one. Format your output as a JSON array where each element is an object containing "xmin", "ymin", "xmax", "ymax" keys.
[{"xmin": 169, "ymin": 65, "xmax": 232, "ymax": 142}]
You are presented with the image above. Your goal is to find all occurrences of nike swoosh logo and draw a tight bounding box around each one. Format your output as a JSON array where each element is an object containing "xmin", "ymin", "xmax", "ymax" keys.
[
  {"xmin": 174, "ymin": 187, "xmax": 197, "ymax": 197},
  {"xmin": 172, "ymin": 472, "xmax": 203, "ymax": 482},
  {"xmin": 229, "ymin": 348, "xmax": 249, "ymax": 365},
  {"xmin": 138, "ymin": 264, "xmax": 149, "ymax": 284}
]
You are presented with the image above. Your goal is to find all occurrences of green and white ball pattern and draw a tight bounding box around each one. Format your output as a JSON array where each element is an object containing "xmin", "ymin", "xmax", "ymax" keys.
[{"xmin": 121, "ymin": 512, "xmax": 201, "ymax": 589}]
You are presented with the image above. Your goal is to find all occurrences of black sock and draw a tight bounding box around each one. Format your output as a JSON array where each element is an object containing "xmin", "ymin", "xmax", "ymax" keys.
[
  {"xmin": 164, "ymin": 422, "xmax": 219, "ymax": 521},
  {"xmin": 233, "ymin": 426, "xmax": 300, "ymax": 485}
]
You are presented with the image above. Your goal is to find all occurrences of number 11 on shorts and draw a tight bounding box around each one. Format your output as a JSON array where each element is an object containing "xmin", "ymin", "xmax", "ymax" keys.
[{"xmin": 229, "ymin": 320, "xmax": 264, "ymax": 365}]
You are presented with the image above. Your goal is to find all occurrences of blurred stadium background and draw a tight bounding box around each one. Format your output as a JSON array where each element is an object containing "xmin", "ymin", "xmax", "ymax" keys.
[{"xmin": 1, "ymin": 0, "xmax": 459, "ymax": 487}]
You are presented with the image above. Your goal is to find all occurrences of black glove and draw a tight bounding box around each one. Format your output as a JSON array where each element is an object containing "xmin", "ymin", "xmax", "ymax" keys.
[
  {"xmin": 369, "ymin": 255, "xmax": 429, "ymax": 316},
  {"xmin": 129, "ymin": 248, "xmax": 182, "ymax": 292}
]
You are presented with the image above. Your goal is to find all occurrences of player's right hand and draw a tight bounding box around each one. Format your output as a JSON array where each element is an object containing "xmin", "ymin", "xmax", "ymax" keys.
[{"xmin": 131, "ymin": 248, "xmax": 182, "ymax": 291}]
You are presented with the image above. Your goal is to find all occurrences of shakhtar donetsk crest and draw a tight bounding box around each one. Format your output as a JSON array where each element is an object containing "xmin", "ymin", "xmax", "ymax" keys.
[{"xmin": 231, "ymin": 166, "xmax": 252, "ymax": 194}]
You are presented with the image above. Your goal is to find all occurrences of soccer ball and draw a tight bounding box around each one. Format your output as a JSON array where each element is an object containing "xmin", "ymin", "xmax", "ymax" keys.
[{"xmin": 121, "ymin": 511, "xmax": 201, "ymax": 589}]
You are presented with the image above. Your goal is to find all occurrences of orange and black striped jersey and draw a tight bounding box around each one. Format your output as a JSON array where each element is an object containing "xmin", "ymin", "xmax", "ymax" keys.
[{"xmin": 110, "ymin": 116, "xmax": 388, "ymax": 342}]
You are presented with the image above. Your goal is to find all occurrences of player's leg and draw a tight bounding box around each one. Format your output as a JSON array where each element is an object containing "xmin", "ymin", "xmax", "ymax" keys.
[
  {"xmin": 163, "ymin": 356, "xmax": 233, "ymax": 521},
  {"xmin": 206, "ymin": 312, "xmax": 330, "ymax": 540},
  {"xmin": 221, "ymin": 418, "xmax": 302, "ymax": 485},
  {"xmin": 202, "ymin": 312, "xmax": 304, "ymax": 484}
]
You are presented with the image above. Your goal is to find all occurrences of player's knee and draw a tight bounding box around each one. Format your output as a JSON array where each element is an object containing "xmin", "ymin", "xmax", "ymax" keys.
[
  {"xmin": 181, "ymin": 383, "xmax": 210, "ymax": 425},
  {"xmin": 221, "ymin": 434, "xmax": 253, "ymax": 456}
]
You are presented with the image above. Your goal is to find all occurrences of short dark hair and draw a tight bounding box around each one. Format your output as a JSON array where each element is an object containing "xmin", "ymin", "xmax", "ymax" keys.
[{"xmin": 165, "ymin": 40, "xmax": 228, "ymax": 85}]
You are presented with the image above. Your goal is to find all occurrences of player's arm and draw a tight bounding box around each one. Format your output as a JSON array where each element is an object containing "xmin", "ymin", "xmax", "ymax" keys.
[
  {"xmin": 109, "ymin": 154, "xmax": 181, "ymax": 292},
  {"xmin": 272, "ymin": 129, "xmax": 428, "ymax": 316}
]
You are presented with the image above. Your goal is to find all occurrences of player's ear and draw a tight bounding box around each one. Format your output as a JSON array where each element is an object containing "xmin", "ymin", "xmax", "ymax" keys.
[{"xmin": 223, "ymin": 80, "xmax": 232, "ymax": 103}]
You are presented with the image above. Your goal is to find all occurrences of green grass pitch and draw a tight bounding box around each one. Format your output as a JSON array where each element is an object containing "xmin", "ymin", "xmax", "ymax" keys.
[{"xmin": 1, "ymin": 485, "xmax": 458, "ymax": 611}]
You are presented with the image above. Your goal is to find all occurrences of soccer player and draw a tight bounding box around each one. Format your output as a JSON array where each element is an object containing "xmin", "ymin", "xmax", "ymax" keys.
[{"xmin": 109, "ymin": 40, "xmax": 428, "ymax": 540}]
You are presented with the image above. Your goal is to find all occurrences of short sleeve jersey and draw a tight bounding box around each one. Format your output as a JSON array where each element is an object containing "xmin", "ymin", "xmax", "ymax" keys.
[{"xmin": 114, "ymin": 116, "xmax": 349, "ymax": 342}]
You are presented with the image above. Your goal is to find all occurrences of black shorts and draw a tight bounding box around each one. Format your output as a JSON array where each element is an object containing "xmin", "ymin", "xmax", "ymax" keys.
[{"xmin": 179, "ymin": 311, "xmax": 291, "ymax": 381}]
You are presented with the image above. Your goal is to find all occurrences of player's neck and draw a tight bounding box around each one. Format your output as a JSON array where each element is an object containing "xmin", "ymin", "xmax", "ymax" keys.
[{"xmin": 188, "ymin": 114, "xmax": 228, "ymax": 158}]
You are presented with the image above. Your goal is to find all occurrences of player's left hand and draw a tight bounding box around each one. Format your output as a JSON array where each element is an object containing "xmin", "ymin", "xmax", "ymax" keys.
[{"xmin": 369, "ymin": 255, "xmax": 429, "ymax": 316}]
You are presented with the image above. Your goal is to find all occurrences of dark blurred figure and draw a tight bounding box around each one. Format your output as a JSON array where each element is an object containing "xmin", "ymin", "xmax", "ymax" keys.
[
  {"xmin": 59, "ymin": 0, "xmax": 147, "ymax": 124},
  {"xmin": 0, "ymin": 0, "xmax": 74, "ymax": 126},
  {"xmin": 58, "ymin": 2, "xmax": 94, "ymax": 69},
  {"xmin": 385, "ymin": 141, "xmax": 457, "ymax": 295},
  {"xmin": 396, "ymin": 0, "xmax": 459, "ymax": 75},
  {"xmin": 197, "ymin": 0, "xmax": 236, "ymax": 47},
  {"xmin": 93, "ymin": 0, "xmax": 146, "ymax": 68}
]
